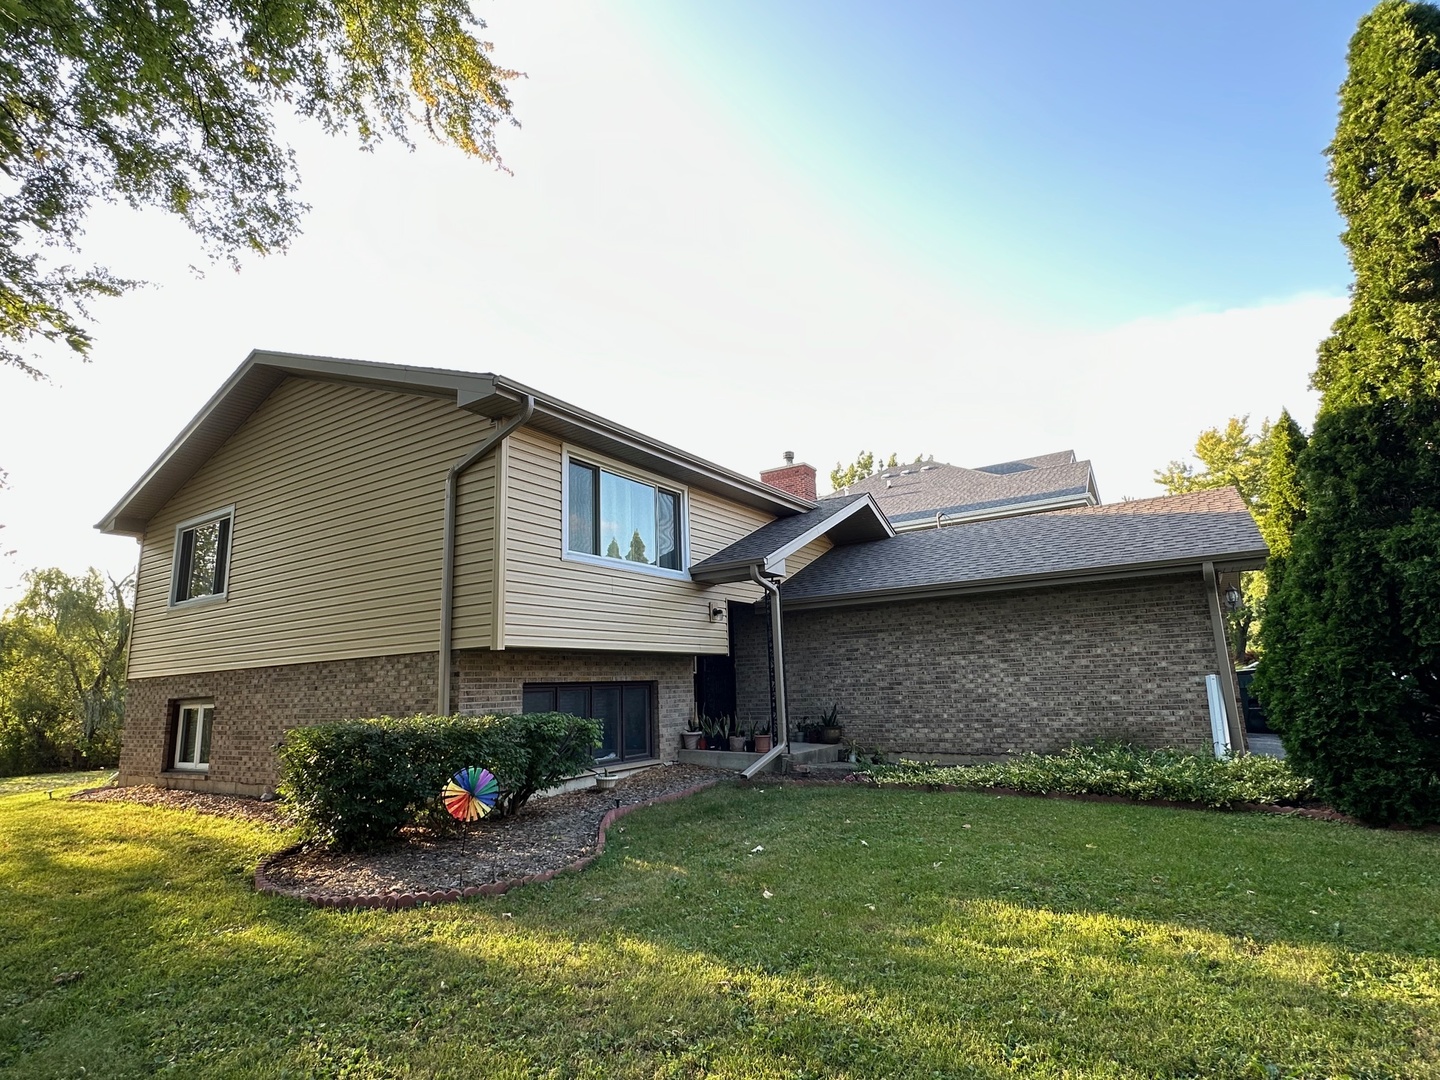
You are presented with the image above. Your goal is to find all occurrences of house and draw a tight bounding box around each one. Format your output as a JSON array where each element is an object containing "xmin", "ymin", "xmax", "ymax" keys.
[
  {"xmin": 99, "ymin": 351, "xmax": 1265, "ymax": 795},
  {"xmin": 836, "ymin": 450, "xmax": 1101, "ymax": 529}
]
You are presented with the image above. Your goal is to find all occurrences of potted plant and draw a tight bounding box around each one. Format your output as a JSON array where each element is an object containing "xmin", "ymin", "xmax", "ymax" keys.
[
  {"xmin": 594, "ymin": 769, "xmax": 620, "ymax": 791},
  {"xmin": 682, "ymin": 721, "xmax": 702, "ymax": 751},
  {"xmin": 753, "ymin": 728, "xmax": 773, "ymax": 754},
  {"xmin": 820, "ymin": 703, "xmax": 843, "ymax": 745},
  {"xmin": 797, "ymin": 719, "xmax": 822, "ymax": 743},
  {"xmin": 727, "ymin": 716, "xmax": 746, "ymax": 753},
  {"xmin": 700, "ymin": 714, "xmax": 726, "ymax": 750}
]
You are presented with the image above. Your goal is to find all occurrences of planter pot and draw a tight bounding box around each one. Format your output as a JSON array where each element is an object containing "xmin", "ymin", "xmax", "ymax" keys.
[
  {"xmin": 728, "ymin": 736, "xmax": 746, "ymax": 752},
  {"xmin": 753, "ymin": 734, "xmax": 773, "ymax": 754},
  {"xmin": 594, "ymin": 775, "xmax": 620, "ymax": 792},
  {"xmin": 682, "ymin": 731, "xmax": 701, "ymax": 750},
  {"xmin": 821, "ymin": 727, "xmax": 843, "ymax": 744}
]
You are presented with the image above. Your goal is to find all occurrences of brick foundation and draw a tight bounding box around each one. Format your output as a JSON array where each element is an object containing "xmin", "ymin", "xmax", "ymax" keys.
[
  {"xmin": 734, "ymin": 574, "xmax": 1219, "ymax": 757},
  {"xmin": 122, "ymin": 648, "xmax": 695, "ymax": 796}
]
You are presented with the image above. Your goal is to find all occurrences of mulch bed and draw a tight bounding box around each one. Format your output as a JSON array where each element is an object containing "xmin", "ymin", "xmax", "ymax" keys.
[
  {"xmin": 258, "ymin": 764, "xmax": 730, "ymax": 906},
  {"xmin": 71, "ymin": 784, "xmax": 292, "ymax": 827}
]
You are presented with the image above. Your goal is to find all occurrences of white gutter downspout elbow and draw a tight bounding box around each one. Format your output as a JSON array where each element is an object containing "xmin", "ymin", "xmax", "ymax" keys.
[
  {"xmin": 438, "ymin": 394, "xmax": 535, "ymax": 714},
  {"xmin": 742, "ymin": 564, "xmax": 789, "ymax": 779}
]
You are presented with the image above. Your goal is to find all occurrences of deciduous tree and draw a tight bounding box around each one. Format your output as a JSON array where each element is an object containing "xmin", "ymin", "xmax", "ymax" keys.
[{"xmin": 0, "ymin": 0, "xmax": 518, "ymax": 377}]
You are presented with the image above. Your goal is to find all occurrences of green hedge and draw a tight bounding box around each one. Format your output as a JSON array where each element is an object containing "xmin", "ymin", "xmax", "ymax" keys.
[
  {"xmin": 864, "ymin": 743, "xmax": 1314, "ymax": 809},
  {"xmin": 277, "ymin": 712, "xmax": 601, "ymax": 851}
]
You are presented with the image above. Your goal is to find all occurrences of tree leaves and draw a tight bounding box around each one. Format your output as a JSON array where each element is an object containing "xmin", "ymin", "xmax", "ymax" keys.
[{"xmin": 0, "ymin": 0, "xmax": 519, "ymax": 376}]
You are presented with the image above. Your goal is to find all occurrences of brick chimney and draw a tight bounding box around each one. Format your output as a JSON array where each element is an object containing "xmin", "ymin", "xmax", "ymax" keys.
[{"xmin": 759, "ymin": 451, "xmax": 817, "ymax": 501}]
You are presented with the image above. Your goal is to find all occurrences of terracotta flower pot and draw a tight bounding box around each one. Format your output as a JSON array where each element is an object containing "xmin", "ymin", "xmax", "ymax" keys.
[{"xmin": 754, "ymin": 733, "xmax": 773, "ymax": 753}]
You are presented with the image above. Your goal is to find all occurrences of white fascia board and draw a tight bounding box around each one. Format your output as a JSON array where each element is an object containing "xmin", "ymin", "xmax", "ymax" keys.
[{"xmin": 761, "ymin": 495, "xmax": 893, "ymax": 573}]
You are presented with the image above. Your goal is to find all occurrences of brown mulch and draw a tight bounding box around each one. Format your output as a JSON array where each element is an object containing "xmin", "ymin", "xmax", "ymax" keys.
[
  {"xmin": 262, "ymin": 764, "xmax": 730, "ymax": 896},
  {"xmin": 71, "ymin": 784, "xmax": 292, "ymax": 827}
]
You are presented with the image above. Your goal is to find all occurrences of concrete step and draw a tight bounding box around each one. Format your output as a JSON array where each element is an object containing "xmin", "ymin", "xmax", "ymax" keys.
[{"xmin": 676, "ymin": 741, "xmax": 843, "ymax": 774}]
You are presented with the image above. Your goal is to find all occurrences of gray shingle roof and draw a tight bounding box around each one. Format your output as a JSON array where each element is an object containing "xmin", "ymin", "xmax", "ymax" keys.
[
  {"xmin": 781, "ymin": 488, "xmax": 1265, "ymax": 607},
  {"xmin": 837, "ymin": 451, "xmax": 1098, "ymax": 525},
  {"xmin": 690, "ymin": 493, "xmax": 892, "ymax": 582}
]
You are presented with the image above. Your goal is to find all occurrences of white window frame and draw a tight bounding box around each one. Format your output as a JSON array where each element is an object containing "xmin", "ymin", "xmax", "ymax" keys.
[
  {"xmin": 172, "ymin": 700, "xmax": 215, "ymax": 772},
  {"xmin": 169, "ymin": 506, "xmax": 235, "ymax": 609},
  {"xmin": 560, "ymin": 448, "xmax": 691, "ymax": 581}
]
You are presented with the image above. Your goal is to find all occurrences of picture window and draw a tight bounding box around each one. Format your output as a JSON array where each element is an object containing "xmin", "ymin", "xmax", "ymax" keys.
[{"xmin": 566, "ymin": 459, "xmax": 683, "ymax": 573}]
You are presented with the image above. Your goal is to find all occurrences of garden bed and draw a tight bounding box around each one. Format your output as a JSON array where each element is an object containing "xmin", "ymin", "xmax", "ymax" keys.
[
  {"xmin": 72, "ymin": 783, "xmax": 292, "ymax": 827},
  {"xmin": 258, "ymin": 763, "xmax": 728, "ymax": 903}
]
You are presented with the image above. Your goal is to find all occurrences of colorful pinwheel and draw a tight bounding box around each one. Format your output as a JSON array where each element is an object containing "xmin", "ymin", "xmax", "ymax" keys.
[{"xmin": 442, "ymin": 766, "xmax": 499, "ymax": 822}]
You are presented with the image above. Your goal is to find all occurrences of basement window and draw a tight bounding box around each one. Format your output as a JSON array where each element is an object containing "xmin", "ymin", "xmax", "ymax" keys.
[
  {"xmin": 172, "ymin": 701, "xmax": 214, "ymax": 771},
  {"xmin": 565, "ymin": 457, "xmax": 685, "ymax": 575},
  {"xmin": 171, "ymin": 508, "xmax": 233, "ymax": 606}
]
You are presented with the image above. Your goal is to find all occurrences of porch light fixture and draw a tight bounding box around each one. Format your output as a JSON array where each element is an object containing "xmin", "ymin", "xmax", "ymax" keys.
[{"xmin": 1222, "ymin": 584, "xmax": 1242, "ymax": 612}]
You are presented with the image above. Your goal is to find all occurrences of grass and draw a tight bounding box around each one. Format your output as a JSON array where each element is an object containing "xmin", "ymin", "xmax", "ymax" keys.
[
  {"xmin": 0, "ymin": 769, "xmax": 113, "ymax": 798},
  {"xmin": 1, "ymin": 780, "xmax": 1438, "ymax": 1078}
]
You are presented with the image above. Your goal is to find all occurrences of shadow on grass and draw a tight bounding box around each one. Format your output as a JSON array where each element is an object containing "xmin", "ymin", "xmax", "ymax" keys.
[{"xmin": 1, "ymin": 784, "xmax": 1437, "ymax": 1078}]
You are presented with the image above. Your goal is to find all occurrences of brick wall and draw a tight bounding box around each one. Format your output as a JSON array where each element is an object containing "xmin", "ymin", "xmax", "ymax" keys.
[
  {"xmin": 121, "ymin": 652, "xmax": 439, "ymax": 795},
  {"xmin": 734, "ymin": 574, "xmax": 1219, "ymax": 757},
  {"xmin": 454, "ymin": 649, "xmax": 694, "ymax": 762},
  {"xmin": 123, "ymin": 648, "xmax": 694, "ymax": 796}
]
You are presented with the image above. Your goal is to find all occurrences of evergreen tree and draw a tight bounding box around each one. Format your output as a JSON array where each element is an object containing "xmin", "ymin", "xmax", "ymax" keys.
[
  {"xmin": 1257, "ymin": 0, "xmax": 1440, "ymax": 823},
  {"xmin": 625, "ymin": 530, "xmax": 648, "ymax": 564},
  {"xmin": 1258, "ymin": 410, "xmax": 1308, "ymax": 573}
]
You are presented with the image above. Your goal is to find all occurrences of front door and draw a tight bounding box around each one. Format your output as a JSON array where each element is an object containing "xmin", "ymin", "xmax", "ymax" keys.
[{"xmin": 522, "ymin": 681, "xmax": 655, "ymax": 764}]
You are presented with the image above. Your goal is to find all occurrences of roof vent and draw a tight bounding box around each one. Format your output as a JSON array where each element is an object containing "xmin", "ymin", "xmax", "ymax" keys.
[
  {"xmin": 886, "ymin": 478, "xmax": 893, "ymax": 488},
  {"xmin": 783, "ymin": 450, "xmax": 794, "ymax": 465},
  {"xmin": 881, "ymin": 472, "xmax": 894, "ymax": 479},
  {"xmin": 921, "ymin": 465, "xmax": 936, "ymax": 471},
  {"xmin": 900, "ymin": 468, "xmax": 913, "ymax": 475}
]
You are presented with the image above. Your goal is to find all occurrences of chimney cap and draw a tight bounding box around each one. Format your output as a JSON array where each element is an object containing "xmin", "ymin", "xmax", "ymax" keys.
[{"xmin": 783, "ymin": 450, "xmax": 794, "ymax": 465}]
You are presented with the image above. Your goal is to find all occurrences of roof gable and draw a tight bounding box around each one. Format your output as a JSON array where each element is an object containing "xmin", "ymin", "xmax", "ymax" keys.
[
  {"xmin": 690, "ymin": 493, "xmax": 893, "ymax": 583},
  {"xmin": 97, "ymin": 350, "xmax": 814, "ymax": 536}
]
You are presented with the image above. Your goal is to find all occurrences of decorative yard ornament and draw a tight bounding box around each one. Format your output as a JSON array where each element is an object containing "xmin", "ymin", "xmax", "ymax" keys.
[{"xmin": 442, "ymin": 767, "xmax": 499, "ymax": 822}]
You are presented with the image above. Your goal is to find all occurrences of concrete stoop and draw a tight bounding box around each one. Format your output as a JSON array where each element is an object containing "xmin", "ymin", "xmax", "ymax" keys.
[{"xmin": 676, "ymin": 741, "xmax": 843, "ymax": 775}]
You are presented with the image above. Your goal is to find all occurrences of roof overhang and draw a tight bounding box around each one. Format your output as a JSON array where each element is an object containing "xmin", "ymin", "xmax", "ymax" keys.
[
  {"xmin": 691, "ymin": 494, "xmax": 894, "ymax": 585},
  {"xmin": 781, "ymin": 549, "xmax": 1269, "ymax": 611},
  {"xmin": 97, "ymin": 350, "xmax": 813, "ymax": 536}
]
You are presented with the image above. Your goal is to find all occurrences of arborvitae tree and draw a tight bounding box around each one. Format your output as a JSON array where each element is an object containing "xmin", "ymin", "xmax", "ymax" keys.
[
  {"xmin": 1256, "ymin": 0, "xmax": 1440, "ymax": 823},
  {"xmin": 625, "ymin": 530, "xmax": 648, "ymax": 564},
  {"xmin": 1258, "ymin": 410, "xmax": 1308, "ymax": 575}
]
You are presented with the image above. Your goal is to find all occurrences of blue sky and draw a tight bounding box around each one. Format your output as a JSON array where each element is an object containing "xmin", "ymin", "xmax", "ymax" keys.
[
  {"xmin": 630, "ymin": 0, "xmax": 1370, "ymax": 323},
  {"xmin": 0, "ymin": 1, "xmax": 1376, "ymax": 594}
]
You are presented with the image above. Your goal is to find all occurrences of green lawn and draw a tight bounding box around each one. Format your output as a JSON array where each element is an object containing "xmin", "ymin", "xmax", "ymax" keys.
[
  {"xmin": 1, "ymin": 783, "xmax": 1437, "ymax": 1079},
  {"xmin": 0, "ymin": 769, "xmax": 113, "ymax": 798}
]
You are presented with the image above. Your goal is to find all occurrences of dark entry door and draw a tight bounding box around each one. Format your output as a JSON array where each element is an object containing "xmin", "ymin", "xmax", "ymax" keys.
[{"xmin": 522, "ymin": 682, "xmax": 654, "ymax": 764}]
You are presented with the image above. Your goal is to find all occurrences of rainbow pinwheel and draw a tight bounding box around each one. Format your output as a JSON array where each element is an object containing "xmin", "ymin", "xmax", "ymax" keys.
[{"xmin": 442, "ymin": 766, "xmax": 499, "ymax": 822}]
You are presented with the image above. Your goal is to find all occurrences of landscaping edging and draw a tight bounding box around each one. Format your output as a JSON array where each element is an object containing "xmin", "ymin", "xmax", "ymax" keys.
[{"xmin": 254, "ymin": 778, "xmax": 723, "ymax": 910}]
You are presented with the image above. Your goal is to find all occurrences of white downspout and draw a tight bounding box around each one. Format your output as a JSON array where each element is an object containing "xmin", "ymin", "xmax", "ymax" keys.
[{"xmin": 742, "ymin": 565, "xmax": 789, "ymax": 779}]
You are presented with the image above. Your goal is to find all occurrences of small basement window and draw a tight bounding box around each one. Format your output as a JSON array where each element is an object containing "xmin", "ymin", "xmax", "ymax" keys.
[
  {"xmin": 566, "ymin": 458, "xmax": 684, "ymax": 574},
  {"xmin": 173, "ymin": 701, "xmax": 214, "ymax": 771},
  {"xmin": 171, "ymin": 508, "xmax": 233, "ymax": 605}
]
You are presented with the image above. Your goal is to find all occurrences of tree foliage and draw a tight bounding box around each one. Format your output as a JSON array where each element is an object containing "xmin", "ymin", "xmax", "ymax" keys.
[
  {"xmin": 1257, "ymin": 0, "xmax": 1440, "ymax": 824},
  {"xmin": 0, "ymin": 0, "xmax": 518, "ymax": 376},
  {"xmin": 0, "ymin": 567, "xmax": 131, "ymax": 775},
  {"xmin": 1154, "ymin": 416, "xmax": 1268, "ymax": 504},
  {"xmin": 829, "ymin": 451, "xmax": 930, "ymax": 491}
]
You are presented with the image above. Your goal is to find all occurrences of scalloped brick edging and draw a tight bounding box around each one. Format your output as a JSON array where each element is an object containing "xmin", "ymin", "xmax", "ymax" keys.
[{"xmin": 254, "ymin": 778, "xmax": 724, "ymax": 910}]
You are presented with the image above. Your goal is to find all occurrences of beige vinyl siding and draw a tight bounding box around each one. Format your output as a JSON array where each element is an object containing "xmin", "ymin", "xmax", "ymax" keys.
[
  {"xmin": 128, "ymin": 377, "xmax": 497, "ymax": 678},
  {"xmin": 502, "ymin": 427, "xmax": 772, "ymax": 653},
  {"xmin": 783, "ymin": 535, "xmax": 833, "ymax": 579}
]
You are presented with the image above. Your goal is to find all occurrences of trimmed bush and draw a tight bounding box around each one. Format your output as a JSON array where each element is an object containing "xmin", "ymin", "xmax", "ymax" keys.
[
  {"xmin": 278, "ymin": 712, "xmax": 601, "ymax": 851},
  {"xmin": 864, "ymin": 743, "xmax": 1314, "ymax": 809}
]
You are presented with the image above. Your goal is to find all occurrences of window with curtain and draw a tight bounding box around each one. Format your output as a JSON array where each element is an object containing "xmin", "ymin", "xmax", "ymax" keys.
[{"xmin": 567, "ymin": 459, "xmax": 683, "ymax": 572}]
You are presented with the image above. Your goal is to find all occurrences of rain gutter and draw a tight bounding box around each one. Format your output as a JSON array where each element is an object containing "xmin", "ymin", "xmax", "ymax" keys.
[{"xmin": 438, "ymin": 394, "xmax": 534, "ymax": 714}]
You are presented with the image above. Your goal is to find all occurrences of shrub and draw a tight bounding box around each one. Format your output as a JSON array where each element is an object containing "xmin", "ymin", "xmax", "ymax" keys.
[
  {"xmin": 864, "ymin": 743, "xmax": 1314, "ymax": 809},
  {"xmin": 278, "ymin": 712, "xmax": 601, "ymax": 851}
]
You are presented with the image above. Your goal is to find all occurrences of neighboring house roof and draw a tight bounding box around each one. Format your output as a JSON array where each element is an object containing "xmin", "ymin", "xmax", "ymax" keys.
[
  {"xmin": 97, "ymin": 350, "xmax": 814, "ymax": 536},
  {"xmin": 780, "ymin": 488, "xmax": 1265, "ymax": 609},
  {"xmin": 836, "ymin": 451, "xmax": 1100, "ymax": 527},
  {"xmin": 690, "ymin": 493, "xmax": 893, "ymax": 583}
]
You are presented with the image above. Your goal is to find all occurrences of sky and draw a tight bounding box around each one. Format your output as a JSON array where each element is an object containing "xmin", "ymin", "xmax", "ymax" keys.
[{"xmin": 0, "ymin": 0, "xmax": 1378, "ymax": 602}]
